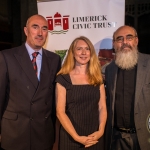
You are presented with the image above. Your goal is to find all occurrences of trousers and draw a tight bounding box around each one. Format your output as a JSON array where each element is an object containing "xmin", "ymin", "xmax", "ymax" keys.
[{"xmin": 111, "ymin": 128, "xmax": 141, "ymax": 150}]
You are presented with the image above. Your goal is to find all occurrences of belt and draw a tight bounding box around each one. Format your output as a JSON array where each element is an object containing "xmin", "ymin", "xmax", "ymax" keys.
[{"xmin": 114, "ymin": 127, "xmax": 136, "ymax": 133}]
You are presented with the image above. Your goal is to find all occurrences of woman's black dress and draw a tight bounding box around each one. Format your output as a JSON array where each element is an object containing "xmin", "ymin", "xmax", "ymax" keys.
[{"xmin": 56, "ymin": 74, "xmax": 104, "ymax": 150}]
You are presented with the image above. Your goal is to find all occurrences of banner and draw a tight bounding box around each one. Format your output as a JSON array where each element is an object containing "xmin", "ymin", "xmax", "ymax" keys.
[
  {"xmin": 37, "ymin": 0, "xmax": 125, "ymax": 73},
  {"xmin": 37, "ymin": 1, "xmax": 125, "ymax": 149}
]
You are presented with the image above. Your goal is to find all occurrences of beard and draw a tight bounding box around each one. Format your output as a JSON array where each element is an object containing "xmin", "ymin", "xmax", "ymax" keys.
[{"xmin": 115, "ymin": 43, "xmax": 138, "ymax": 70}]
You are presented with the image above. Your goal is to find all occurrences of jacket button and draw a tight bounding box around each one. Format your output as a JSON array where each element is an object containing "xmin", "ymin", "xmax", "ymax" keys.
[
  {"xmin": 30, "ymin": 117, "xmax": 33, "ymax": 121},
  {"xmin": 45, "ymin": 116, "xmax": 48, "ymax": 119}
]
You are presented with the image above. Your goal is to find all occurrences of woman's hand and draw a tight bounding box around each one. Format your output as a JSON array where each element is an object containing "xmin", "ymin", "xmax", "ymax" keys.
[
  {"xmin": 84, "ymin": 129, "xmax": 104, "ymax": 148},
  {"xmin": 75, "ymin": 135, "xmax": 98, "ymax": 147},
  {"xmin": 88, "ymin": 129, "xmax": 104, "ymax": 140}
]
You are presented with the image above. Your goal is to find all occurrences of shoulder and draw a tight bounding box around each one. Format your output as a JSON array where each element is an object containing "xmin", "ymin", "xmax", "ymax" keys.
[
  {"xmin": 0, "ymin": 44, "xmax": 26, "ymax": 60},
  {"xmin": 138, "ymin": 52, "xmax": 150, "ymax": 65},
  {"xmin": 56, "ymin": 74, "xmax": 71, "ymax": 88},
  {"xmin": 138, "ymin": 52, "xmax": 150, "ymax": 60},
  {"xmin": 107, "ymin": 60, "xmax": 115, "ymax": 68},
  {"xmin": 43, "ymin": 49, "xmax": 60, "ymax": 59},
  {"xmin": 105, "ymin": 60, "xmax": 116, "ymax": 72},
  {"xmin": 56, "ymin": 74, "xmax": 70, "ymax": 82},
  {"xmin": 1, "ymin": 45, "xmax": 24, "ymax": 54},
  {"xmin": 43, "ymin": 49, "xmax": 61, "ymax": 69}
]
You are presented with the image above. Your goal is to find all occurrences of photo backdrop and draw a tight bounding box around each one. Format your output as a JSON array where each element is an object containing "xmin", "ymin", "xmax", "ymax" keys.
[
  {"xmin": 37, "ymin": 1, "xmax": 125, "ymax": 149},
  {"xmin": 37, "ymin": 0, "xmax": 125, "ymax": 68}
]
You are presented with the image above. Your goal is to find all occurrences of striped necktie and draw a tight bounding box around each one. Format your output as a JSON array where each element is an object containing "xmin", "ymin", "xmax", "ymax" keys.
[{"xmin": 32, "ymin": 52, "xmax": 39, "ymax": 76}]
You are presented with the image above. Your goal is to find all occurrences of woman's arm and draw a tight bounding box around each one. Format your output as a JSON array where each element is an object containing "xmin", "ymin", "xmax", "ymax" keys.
[{"xmin": 98, "ymin": 83, "xmax": 107, "ymax": 133}]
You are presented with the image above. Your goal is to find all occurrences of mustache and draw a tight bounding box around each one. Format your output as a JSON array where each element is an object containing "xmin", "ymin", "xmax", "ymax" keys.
[
  {"xmin": 120, "ymin": 43, "xmax": 132, "ymax": 50},
  {"xmin": 35, "ymin": 35, "xmax": 43, "ymax": 39}
]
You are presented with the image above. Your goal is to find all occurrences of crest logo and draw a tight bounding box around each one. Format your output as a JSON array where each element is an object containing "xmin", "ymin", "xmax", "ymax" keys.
[
  {"xmin": 147, "ymin": 114, "xmax": 150, "ymax": 133},
  {"xmin": 46, "ymin": 12, "xmax": 69, "ymax": 34}
]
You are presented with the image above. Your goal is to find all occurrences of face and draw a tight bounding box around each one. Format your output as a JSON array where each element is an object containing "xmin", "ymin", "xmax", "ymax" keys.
[
  {"xmin": 73, "ymin": 40, "xmax": 91, "ymax": 66},
  {"xmin": 24, "ymin": 15, "xmax": 48, "ymax": 50},
  {"xmin": 113, "ymin": 26, "xmax": 138, "ymax": 53},
  {"xmin": 113, "ymin": 26, "xmax": 139, "ymax": 69}
]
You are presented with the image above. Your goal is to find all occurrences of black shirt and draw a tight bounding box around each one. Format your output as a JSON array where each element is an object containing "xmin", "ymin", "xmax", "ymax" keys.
[{"xmin": 114, "ymin": 66, "xmax": 137, "ymax": 128}]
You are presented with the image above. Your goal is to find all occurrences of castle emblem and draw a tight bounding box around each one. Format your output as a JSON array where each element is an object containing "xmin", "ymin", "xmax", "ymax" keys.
[{"xmin": 46, "ymin": 12, "xmax": 69, "ymax": 34}]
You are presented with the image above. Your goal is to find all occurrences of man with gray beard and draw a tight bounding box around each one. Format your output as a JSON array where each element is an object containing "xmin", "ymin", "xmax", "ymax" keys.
[{"xmin": 105, "ymin": 25, "xmax": 150, "ymax": 150}]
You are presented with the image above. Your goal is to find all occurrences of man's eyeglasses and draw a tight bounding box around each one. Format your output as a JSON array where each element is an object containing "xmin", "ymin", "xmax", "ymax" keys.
[{"xmin": 114, "ymin": 35, "xmax": 137, "ymax": 43}]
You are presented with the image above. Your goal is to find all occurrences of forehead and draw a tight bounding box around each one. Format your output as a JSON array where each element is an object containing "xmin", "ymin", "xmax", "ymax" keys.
[
  {"xmin": 114, "ymin": 26, "xmax": 135, "ymax": 38},
  {"xmin": 76, "ymin": 40, "xmax": 88, "ymax": 46},
  {"xmin": 28, "ymin": 16, "xmax": 48, "ymax": 27}
]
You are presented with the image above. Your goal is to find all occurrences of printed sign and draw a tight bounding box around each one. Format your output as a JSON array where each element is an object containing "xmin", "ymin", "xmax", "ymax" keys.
[{"xmin": 37, "ymin": 0, "xmax": 125, "ymax": 74}]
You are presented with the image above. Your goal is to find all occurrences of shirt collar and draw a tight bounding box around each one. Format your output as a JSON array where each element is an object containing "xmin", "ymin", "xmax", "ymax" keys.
[{"xmin": 25, "ymin": 42, "xmax": 42, "ymax": 56}]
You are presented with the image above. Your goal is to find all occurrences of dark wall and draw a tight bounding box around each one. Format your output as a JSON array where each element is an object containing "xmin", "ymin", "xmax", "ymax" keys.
[
  {"xmin": 125, "ymin": 14, "xmax": 150, "ymax": 54},
  {"xmin": 0, "ymin": 0, "xmax": 38, "ymax": 51}
]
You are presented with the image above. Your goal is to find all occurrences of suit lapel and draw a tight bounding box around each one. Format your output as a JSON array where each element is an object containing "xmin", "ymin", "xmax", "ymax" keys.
[
  {"xmin": 110, "ymin": 62, "xmax": 118, "ymax": 126},
  {"xmin": 135, "ymin": 53, "xmax": 148, "ymax": 106},
  {"xmin": 38, "ymin": 49, "xmax": 53, "ymax": 90},
  {"xmin": 14, "ymin": 44, "xmax": 39, "ymax": 88}
]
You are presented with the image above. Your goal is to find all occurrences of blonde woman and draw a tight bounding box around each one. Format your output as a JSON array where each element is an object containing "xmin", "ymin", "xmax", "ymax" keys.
[{"xmin": 55, "ymin": 36, "xmax": 107, "ymax": 150}]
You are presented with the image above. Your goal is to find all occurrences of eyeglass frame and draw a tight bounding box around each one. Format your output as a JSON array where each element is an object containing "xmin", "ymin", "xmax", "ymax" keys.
[{"xmin": 113, "ymin": 34, "xmax": 137, "ymax": 43}]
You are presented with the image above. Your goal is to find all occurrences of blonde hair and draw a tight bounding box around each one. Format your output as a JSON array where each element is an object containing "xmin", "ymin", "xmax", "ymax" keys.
[{"xmin": 57, "ymin": 36, "xmax": 103, "ymax": 85}]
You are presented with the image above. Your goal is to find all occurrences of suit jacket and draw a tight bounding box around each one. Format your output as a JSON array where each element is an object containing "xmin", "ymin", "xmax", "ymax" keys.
[
  {"xmin": 0, "ymin": 44, "xmax": 61, "ymax": 150},
  {"xmin": 105, "ymin": 52, "xmax": 150, "ymax": 150}
]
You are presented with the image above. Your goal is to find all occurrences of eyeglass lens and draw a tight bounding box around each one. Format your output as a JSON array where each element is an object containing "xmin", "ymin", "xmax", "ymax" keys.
[{"xmin": 115, "ymin": 34, "xmax": 136, "ymax": 43}]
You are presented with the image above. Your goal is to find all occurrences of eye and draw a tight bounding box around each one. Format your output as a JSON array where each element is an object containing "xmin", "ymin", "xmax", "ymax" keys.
[
  {"xmin": 76, "ymin": 47, "xmax": 82, "ymax": 50},
  {"xmin": 116, "ymin": 37, "xmax": 123, "ymax": 42},
  {"xmin": 85, "ymin": 47, "xmax": 90, "ymax": 50},
  {"xmin": 32, "ymin": 25, "xmax": 38, "ymax": 29},
  {"xmin": 126, "ymin": 35, "xmax": 133, "ymax": 40},
  {"xmin": 42, "ymin": 27, "xmax": 48, "ymax": 31}
]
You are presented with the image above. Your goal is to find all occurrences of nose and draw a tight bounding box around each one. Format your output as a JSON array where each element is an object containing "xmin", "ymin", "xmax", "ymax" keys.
[
  {"xmin": 122, "ymin": 37, "xmax": 128, "ymax": 44},
  {"xmin": 81, "ymin": 49, "xmax": 86, "ymax": 54},
  {"xmin": 38, "ymin": 28, "xmax": 43, "ymax": 36}
]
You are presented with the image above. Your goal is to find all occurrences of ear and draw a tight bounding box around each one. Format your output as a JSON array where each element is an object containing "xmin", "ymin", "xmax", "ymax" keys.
[
  {"xmin": 24, "ymin": 27, "xmax": 28, "ymax": 36},
  {"xmin": 135, "ymin": 37, "xmax": 139, "ymax": 45}
]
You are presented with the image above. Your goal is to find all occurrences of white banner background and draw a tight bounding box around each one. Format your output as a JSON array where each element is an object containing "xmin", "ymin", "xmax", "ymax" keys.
[
  {"xmin": 37, "ymin": 1, "xmax": 125, "ymax": 149},
  {"xmin": 37, "ymin": 0, "xmax": 125, "ymax": 56}
]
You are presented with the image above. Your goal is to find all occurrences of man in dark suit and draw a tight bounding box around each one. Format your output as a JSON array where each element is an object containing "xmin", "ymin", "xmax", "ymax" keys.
[
  {"xmin": 0, "ymin": 14, "xmax": 61, "ymax": 150},
  {"xmin": 105, "ymin": 25, "xmax": 150, "ymax": 150}
]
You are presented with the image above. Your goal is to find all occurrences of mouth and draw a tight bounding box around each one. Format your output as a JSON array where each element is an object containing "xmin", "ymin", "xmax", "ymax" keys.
[
  {"xmin": 121, "ymin": 44, "xmax": 132, "ymax": 52},
  {"xmin": 35, "ymin": 37, "xmax": 43, "ymax": 41},
  {"xmin": 79, "ymin": 57, "xmax": 88, "ymax": 60},
  {"xmin": 122, "ymin": 47, "xmax": 131, "ymax": 50},
  {"xmin": 36, "ymin": 38, "xmax": 43, "ymax": 41}
]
